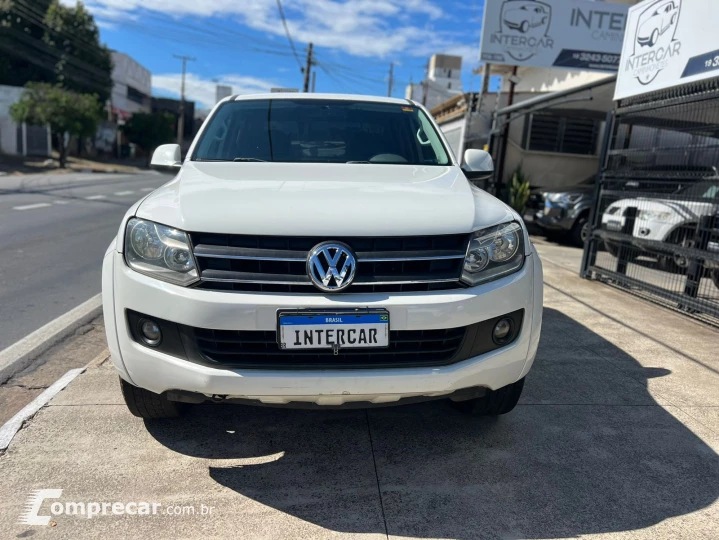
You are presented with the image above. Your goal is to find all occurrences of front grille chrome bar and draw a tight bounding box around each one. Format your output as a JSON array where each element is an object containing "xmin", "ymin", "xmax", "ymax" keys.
[
  {"xmin": 194, "ymin": 244, "xmax": 466, "ymax": 263},
  {"xmin": 190, "ymin": 233, "xmax": 469, "ymax": 292}
]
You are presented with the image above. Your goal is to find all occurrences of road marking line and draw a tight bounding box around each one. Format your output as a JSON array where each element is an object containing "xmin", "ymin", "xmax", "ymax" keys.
[
  {"xmin": 114, "ymin": 190, "xmax": 134, "ymax": 196},
  {"xmin": 53, "ymin": 200, "xmax": 69, "ymax": 205},
  {"xmin": 0, "ymin": 368, "xmax": 85, "ymax": 451},
  {"xmin": 140, "ymin": 188, "xmax": 154, "ymax": 192},
  {"xmin": 12, "ymin": 203, "xmax": 51, "ymax": 211},
  {"xmin": 85, "ymin": 195, "xmax": 106, "ymax": 200}
]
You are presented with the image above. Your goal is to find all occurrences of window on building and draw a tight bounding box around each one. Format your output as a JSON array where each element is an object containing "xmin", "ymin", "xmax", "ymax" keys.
[
  {"xmin": 447, "ymin": 69, "xmax": 452, "ymax": 78},
  {"xmin": 127, "ymin": 86, "xmax": 148, "ymax": 105},
  {"xmin": 524, "ymin": 113, "xmax": 600, "ymax": 155},
  {"xmin": 448, "ymin": 82, "xmax": 451, "ymax": 89}
]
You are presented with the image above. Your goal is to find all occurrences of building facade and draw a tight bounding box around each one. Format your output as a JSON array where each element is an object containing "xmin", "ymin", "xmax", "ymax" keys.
[
  {"xmin": 111, "ymin": 51, "xmax": 152, "ymax": 120},
  {"xmin": 406, "ymin": 54, "xmax": 464, "ymax": 110},
  {"xmin": 0, "ymin": 85, "xmax": 50, "ymax": 157},
  {"xmin": 493, "ymin": 66, "xmax": 616, "ymax": 189}
]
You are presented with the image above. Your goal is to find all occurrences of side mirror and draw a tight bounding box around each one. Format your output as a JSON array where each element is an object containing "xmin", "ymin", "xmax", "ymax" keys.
[
  {"xmin": 462, "ymin": 149, "xmax": 494, "ymax": 181},
  {"xmin": 151, "ymin": 144, "xmax": 182, "ymax": 171}
]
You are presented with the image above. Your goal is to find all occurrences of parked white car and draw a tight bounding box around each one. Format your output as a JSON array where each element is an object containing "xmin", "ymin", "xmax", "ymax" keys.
[
  {"xmin": 102, "ymin": 94, "xmax": 543, "ymax": 419},
  {"xmin": 503, "ymin": 4, "xmax": 549, "ymax": 33},
  {"xmin": 637, "ymin": 0, "xmax": 679, "ymax": 47},
  {"xmin": 601, "ymin": 180, "xmax": 719, "ymax": 276}
]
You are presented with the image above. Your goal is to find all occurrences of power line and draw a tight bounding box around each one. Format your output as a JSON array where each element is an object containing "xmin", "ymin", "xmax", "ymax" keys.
[
  {"xmin": 1, "ymin": 26, "xmax": 110, "ymax": 92},
  {"xmin": 313, "ymin": 59, "xmax": 384, "ymax": 87},
  {"xmin": 137, "ymin": 9, "xmax": 294, "ymax": 54},
  {"xmin": 116, "ymin": 21, "xmax": 295, "ymax": 59},
  {"xmin": 276, "ymin": 0, "xmax": 304, "ymax": 70},
  {"xmin": 14, "ymin": 0, "xmax": 104, "ymax": 54},
  {"xmin": 316, "ymin": 63, "xmax": 379, "ymax": 92},
  {"xmin": 317, "ymin": 64, "xmax": 350, "ymax": 93}
]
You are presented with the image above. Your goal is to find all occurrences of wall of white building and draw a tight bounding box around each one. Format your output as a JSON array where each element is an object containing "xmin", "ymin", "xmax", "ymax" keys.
[
  {"xmin": 111, "ymin": 51, "xmax": 152, "ymax": 116},
  {"xmin": 405, "ymin": 54, "xmax": 463, "ymax": 110},
  {"xmin": 0, "ymin": 85, "xmax": 50, "ymax": 157}
]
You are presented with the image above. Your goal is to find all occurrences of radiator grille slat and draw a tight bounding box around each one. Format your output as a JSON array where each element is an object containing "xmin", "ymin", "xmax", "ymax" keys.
[{"xmin": 190, "ymin": 233, "xmax": 470, "ymax": 293}]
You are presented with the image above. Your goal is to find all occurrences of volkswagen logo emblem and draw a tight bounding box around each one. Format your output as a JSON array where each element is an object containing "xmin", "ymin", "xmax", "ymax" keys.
[{"xmin": 307, "ymin": 242, "xmax": 357, "ymax": 292}]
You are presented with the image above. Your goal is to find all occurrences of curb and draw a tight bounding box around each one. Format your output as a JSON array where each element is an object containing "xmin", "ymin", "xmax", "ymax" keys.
[
  {"xmin": 0, "ymin": 368, "xmax": 85, "ymax": 452},
  {"xmin": 0, "ymin": 294, "xmax": 103, "ymax": 384}
]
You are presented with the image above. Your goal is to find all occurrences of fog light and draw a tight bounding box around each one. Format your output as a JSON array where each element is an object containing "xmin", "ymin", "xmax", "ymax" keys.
[
  {"xmin": 139, "ymin": 319, "xmax": 162, "ymax": 346},
  {"xmin": 492, "ymin": 318, "xmax": 513, "ymax": 344}
]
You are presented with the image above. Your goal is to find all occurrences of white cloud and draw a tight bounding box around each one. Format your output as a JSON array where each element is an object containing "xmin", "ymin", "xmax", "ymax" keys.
[
  {"xmin": 152, "ymin": 72, "xmax": 279, "ymax": 108},
  {"xmin": 96, "ymin": 19, "xmax": 118, "ymax": 30},
  {"xmin": 82, "ymin": 0, "xmax": 461, "ymax": 59}
]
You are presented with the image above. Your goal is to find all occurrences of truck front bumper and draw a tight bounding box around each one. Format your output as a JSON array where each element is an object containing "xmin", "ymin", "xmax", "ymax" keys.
[{"xmin": 103, "ymin": 247, "xmax": 543, "ymax": 406}]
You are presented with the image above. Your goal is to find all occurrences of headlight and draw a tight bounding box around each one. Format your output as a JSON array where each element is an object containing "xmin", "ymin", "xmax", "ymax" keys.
[
  {"xmin": 546, "ymin": 192, "xmax": 582, "ymax": 205},
  {"xmin": 124, "ymin": 218, "xmax": 198, "ymax": 286},
  {"xmin": 461, "ymin": 221, "xmax": 525, "ymax": 286},
  {"xmin": 638, "ymin": 210, "xmax": 673, "ymax": 222}
]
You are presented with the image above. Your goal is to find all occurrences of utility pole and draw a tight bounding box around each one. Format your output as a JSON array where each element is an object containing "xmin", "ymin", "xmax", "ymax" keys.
[
  {"xmin": 462, "ymin": 63, "xmax": 492, "ymax": 156},
  {"xmin": 311, "ymin": 70, "xmax": 316, "ymax": 93},
  {"xmin": 303, "ymin": 42, "xmax": 313, "ymax": 92},
  {"xmin": 421, "ymin": 61, "xmax": 429, "ymax": 106},
  {"xmin": 173, "ymin": 54, "xmax": 195, "ymax": 146},
  {"xmin": 387, "ymin": 62, "xmax": 394, "ymax": 97},
  {"xmin": 494, "ymin": 65, "xmax": 518, "ymax": 198}
]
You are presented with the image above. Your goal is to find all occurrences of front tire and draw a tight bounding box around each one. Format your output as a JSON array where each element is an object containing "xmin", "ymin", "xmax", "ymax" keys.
[
  {"xmin": 570, "ymin": 215, "xmax": 589, "ymax": 247},
  {"xmin": 649, "ymin": 28, "xmax": 659, "ymax": 46},
  {"xmin": 120, "ymin": 378, "xmax": 189, "ymax": 419},
  {"xmin": 450, "ymin": 378, "xmax": 525, "ymax": 416}
]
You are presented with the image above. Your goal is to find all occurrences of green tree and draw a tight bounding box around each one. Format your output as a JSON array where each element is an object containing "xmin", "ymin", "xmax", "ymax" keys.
[
  {"xmin": 0, "ymin": 0, "xmax": 55, "ymax": 86},
  {"xmin": 121, "ymin": 112, "xmax": 176, "ymax": 167},
  {"xmin": 43, "ymin": 0, "xmax": 113, "ymax": 103},
  {"xmin": 10, "ymin": 82, "xmax": 103, "ymax": 168}
]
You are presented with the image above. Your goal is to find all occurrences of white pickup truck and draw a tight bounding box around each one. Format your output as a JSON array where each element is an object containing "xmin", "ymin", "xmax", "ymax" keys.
[{"xmin": 102, "ymin": 94, "xmax": 543, "ymax": 420}]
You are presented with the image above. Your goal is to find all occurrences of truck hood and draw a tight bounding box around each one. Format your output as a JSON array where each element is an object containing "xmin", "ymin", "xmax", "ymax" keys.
[{"xmin": 136, "ymin": 162, "xmax": 515, "ymax": 236}]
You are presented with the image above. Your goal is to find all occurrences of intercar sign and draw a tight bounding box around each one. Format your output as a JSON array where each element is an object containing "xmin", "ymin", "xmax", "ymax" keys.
[
  {"xmin": 479, "ymin": 0, "xmax": 629, "ymax": 72},
  {"xmin": 614, "ymin": 0, "xmax": 719, "ymax": 99}
]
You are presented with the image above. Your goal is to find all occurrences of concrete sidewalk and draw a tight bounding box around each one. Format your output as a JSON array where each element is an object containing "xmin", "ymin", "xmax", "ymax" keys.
[{"xmin": 1, "ymin": 241, "xmax": 718, "ymax": 539}]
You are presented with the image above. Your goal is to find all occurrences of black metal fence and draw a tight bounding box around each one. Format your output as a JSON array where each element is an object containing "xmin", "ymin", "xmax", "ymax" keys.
[{"xmin": 581, "ymin": 79, "xmax": 719, "ymax": 325}]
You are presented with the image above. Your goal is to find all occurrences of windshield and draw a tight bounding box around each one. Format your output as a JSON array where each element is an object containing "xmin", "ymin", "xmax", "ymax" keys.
[
  {"xmin": 192, "ymin": 99, "xmax": 451, "ymax": 165},
  {"xmin": 676, "ymin": 181, "xmax": 719, "ymax": 199}
]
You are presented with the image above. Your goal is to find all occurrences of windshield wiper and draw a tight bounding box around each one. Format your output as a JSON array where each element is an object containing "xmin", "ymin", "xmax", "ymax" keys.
[{"xmin": 233, "ymin": 157, "xmax": 267, "ymax": 162}]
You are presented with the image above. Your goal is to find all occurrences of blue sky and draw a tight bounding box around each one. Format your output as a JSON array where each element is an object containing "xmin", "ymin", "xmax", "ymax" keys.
[{"xmin": 64, "ymin": 0, "xmax": 488, "ymax": 109}]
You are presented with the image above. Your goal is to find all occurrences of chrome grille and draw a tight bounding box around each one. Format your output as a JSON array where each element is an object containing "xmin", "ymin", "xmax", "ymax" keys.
[{"xmin": 189, "ymin": 233, "xmax": 470, "ymax": 293}]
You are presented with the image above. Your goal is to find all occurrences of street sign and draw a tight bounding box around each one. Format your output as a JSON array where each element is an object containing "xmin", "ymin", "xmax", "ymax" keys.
[
  {"xmin": 614, "ymin": 0, "xmax": 719, "ymax": 100},
  {"xmin": 479, "ymin": 0, "xmax": 629, "ymax": 72}
]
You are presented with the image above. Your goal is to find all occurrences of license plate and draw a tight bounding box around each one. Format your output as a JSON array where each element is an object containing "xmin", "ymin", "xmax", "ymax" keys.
[{"xmin": 277, "ymin": 310, "xmax": 389, "ymax": 350}]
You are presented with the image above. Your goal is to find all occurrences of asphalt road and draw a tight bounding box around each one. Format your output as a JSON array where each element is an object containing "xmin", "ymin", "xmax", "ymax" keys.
[{"xmin": 0, "ymin": 171, "xmax": 172, "ymax": 350}]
